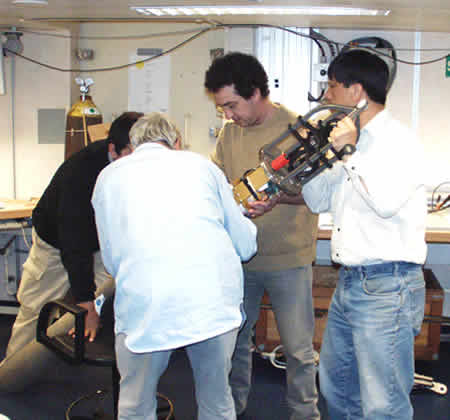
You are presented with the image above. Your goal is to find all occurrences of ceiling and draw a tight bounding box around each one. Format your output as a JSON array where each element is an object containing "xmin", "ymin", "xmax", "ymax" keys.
[{"xmin": 0, "ymin": 0, "xmax": 449, "ymax": 33}]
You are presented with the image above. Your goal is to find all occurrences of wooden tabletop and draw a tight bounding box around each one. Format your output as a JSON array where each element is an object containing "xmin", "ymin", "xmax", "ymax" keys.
[
  {"xmin": 1, "ymin": 197, "xmax": 449, "ymax": 244},
  {"xmin": 317, "ymin": 227, "xmax": 450, "ymax": 244},
  {"xmin": 0, "ymin": 198, "xmax": 38, "ymax": 220},
  {"xmin": 317, "ymin": 209, "xmax": 450, "ymax": 244}
]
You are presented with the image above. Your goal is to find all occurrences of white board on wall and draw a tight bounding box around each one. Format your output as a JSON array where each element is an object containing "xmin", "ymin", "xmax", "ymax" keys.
[{"xmin": 128, "ymin": 54, "xmax": 171, "ymax": 114}]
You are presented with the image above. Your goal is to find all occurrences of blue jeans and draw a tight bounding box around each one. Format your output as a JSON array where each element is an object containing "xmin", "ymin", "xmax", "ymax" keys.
[
  {"xmin": 231, "ymin": 266, "xmax": 320, "ymax": 420},
  {"xmin": 116, "ymin": 328, "xmax": 238, "ymax": 420},
  {"xmin": 319, "ymin": 262, "xmax": 425, "ymax": 420}
]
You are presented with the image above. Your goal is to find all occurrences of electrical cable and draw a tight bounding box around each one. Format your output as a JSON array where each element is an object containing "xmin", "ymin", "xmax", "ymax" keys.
[
  {"xmin": 429, "ymin": 181, "xmax": 450, "ymax": 213},
  {"xmin": 0, "ymin": 235, "xmax": 17, "ymax": 296},
  {"xmin": 257, "ymin": 344, "xmax": 320, "ymax": 370},
  {"xmin": 2, "ymin": 24, "xmax": 449, "ymax": 74},
  {"xmin": 375, "ymin": 50, "xmax": 448, "ymax": 66},
  {"xmin": 307, "ymin": 28, "xmax": 331, "ymax": 103},
  {"xmin": 64, "ymin": 389, "xmax": 110, "ymax": 420},
  {"xmin": 20, "ymin": 224, "xmax": 31, "ymax": 249},
  {"xmin": 156, "ymin": 391, "xmax": 175, "ymax": 420},
  {"xmin": 259, "ymin": 344, "xmax": 447, "ymax": 395},
  {"xmin": 4, "ymin": 247, "xmax": 17, "ymax": 297},
  {"xmin": 436, "ymin": 195, "xmax": 450, "ymax": 211},
  {"xmin": 309, "ymin": 28, "xmax": 339, "ymax": 58},
  {"xmin": 3, "ymin": 26, "xmax": 214, "ymax": 73},
  {"xmin": 64, "ymin": 389, "xmax": 175, "ymax": 419},
  {"xmin": 13, "ymin": 25, "xmax": 450, "ymax": 52},
  {"xmin": 218, "ymin": 24, "xmax": 450, "ymax": 65},
  {"xmin": 19, "ymin": 26, "xmax": 213, "ymax": 40},
  {"xmin": 2, "ymin": 249, "xmax": 9, "ymax": 295}
]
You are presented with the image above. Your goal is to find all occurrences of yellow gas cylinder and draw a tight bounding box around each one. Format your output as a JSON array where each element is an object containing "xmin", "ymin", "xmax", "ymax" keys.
[{"xmin": 64, "ymin": 95, "xmax": 102, "ymax": 160}]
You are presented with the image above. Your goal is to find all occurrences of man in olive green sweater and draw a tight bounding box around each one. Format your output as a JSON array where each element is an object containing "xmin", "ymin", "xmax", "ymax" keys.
[{"xmin": 205, "ymin": 52, "xmax": 320, "ymax": 420}]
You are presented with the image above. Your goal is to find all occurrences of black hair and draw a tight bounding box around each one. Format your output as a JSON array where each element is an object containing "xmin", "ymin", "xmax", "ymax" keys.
[
  {"xmin": 106, "ymin": 111, "xmax": 144, "ymax": 154},
  {"xmin": 327, "ymin": 50, "xmax": 389, "ymax": 105},
  {"xmin": 204, "ymin": 52, "xmax": 270, "ymax": 99}
]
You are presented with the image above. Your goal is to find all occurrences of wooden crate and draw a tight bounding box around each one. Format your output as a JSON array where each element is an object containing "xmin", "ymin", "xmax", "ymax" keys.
[{"xmin": 255, "ymin": 266, "xmax": 444, "ymax": 360}]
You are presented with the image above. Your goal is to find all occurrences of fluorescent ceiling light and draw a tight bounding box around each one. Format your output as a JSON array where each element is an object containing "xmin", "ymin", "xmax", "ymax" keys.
[
  {"xmin": 12, "ymin": 0, "xmax": 48, "ymax": 4},
  {"xmin": 131, "ymin": 6, "xmax": 391, "ymax": 17}
]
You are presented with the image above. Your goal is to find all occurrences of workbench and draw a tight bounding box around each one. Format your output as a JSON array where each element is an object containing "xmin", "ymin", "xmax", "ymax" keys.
[
  {"xmin": 316, "ymin": 210, "xmax": 450, "ymax": 244},
  {"xmin": 0, "ymin": 198, "xmax": 37, "ymax": 221},
  {"xmin": 256, "ymin": 267, "xmax": 444, "ymax": 360},
  {"xmin": 256, "ymin": 210, "xmax": 450, "ymax": 361}
]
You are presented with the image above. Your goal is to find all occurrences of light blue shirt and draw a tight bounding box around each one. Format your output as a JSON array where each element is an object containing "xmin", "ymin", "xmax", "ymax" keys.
[
  {"xmin": 302, "ymin": 109, "xmax": 427, "ymax": 266},
  {"xmin": 92, "ymin": 143, "xmax": 257, "ymax": 352}
]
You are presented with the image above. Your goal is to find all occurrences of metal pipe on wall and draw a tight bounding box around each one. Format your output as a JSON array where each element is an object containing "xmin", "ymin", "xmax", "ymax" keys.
[{"xmin": 10, "ymin": 53, "xmax": 17, "ymax": 199}]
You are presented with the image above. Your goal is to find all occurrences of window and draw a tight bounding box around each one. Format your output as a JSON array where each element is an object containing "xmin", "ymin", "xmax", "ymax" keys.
[{"xmin": 256, "ymin": 27, "xmax": 316, "ymax": 115}]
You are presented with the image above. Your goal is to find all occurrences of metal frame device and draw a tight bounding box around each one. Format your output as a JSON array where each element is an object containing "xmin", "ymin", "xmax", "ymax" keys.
[{"xmin": 232, "ymin": 99, "xmax": 367, "ymax": 209}]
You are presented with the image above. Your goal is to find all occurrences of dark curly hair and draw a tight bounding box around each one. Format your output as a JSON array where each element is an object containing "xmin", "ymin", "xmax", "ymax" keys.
[{"xmin": 204, "ymin": 52, "xmax": 270, "ymax": 99}]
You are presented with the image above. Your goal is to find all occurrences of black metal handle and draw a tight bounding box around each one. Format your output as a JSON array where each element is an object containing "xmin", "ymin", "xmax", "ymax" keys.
[{"xmin": 36, "ymin": 299, "xmax": 87, "ymax": 364}]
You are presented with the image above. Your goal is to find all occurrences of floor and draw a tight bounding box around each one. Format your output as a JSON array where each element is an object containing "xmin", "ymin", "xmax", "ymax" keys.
[{"xmin": 0, "ymin": 314, "xmax": 449, "ymax": 420}]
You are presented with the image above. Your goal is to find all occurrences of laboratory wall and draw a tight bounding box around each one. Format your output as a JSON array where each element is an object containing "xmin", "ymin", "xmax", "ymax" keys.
[
  {"xmin": 0, "ymin": 30, "xmax": 71, "ymax": 199},
  {"xmin": 0, "ymin": 24, "xmax": 448, "ymax": 200},
  {"xmin": 315, "ymin": 30, "xmax": 450, "ymax": 315},
  {"xmin": 319, "ymin": 29, "xmax": 450, "ymax": 191},
  {"xmin": 419, "ymin": 32, "xmax": 450, "ymax": 189},
  {"xmin": 76, "ymin": 23, "xmax": 225, "ymax": 159},
  {"xmin": 0, "ymin": 22, "xmax": 448, "ymax": 312}
]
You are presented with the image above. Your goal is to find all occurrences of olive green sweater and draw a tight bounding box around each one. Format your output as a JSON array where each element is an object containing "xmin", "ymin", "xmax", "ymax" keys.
[{"xmin": 211, "ymin": 104, "xmax": 318, "ymax": 271}]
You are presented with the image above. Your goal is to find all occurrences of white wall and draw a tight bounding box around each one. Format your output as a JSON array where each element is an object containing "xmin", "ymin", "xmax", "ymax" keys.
[
  {"xmin": 315, "ymin": 30, "xmax": 450, "ymax": 315},
  {"xmin": 0, "ymin": 23, "xmax": 448, "ymax": 313},
  {"xmin": 77, "ymin": 23, "xmax": 225, "ymax": 158},
  {"xmin": 319, "ymin": 29, "xmax": 450, "ymax": 191},
  {"xmin": 0, "ymin": 30, "xmax": 71, "ymax": 199},
  {"xmin": 0, "ymin": 25, "xmax": 449, "ymax": 198},
  {"xmin": 419, "ymin": 32, "xmax": 450, "ymax": 189},
  {"xmin": 0, "ymin": 23, "xmax": 226, "ymax": 200}
]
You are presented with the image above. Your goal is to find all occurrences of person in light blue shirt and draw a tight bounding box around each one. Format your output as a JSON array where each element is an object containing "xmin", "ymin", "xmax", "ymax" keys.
[{"xmin": 92, "ymin": 112, "xmax": 257, "ymax": 420}]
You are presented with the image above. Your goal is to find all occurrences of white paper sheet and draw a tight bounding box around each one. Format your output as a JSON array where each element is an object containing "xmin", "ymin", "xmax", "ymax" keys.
[{"xmin": 128, "ymin": 54, "xmax": 171, "ymax": 114}]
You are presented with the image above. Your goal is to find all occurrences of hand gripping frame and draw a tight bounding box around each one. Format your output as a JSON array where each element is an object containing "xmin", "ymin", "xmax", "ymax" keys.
[{"xmin": 232, "ymin": 100, "xmax": 367, "ymax": 209}]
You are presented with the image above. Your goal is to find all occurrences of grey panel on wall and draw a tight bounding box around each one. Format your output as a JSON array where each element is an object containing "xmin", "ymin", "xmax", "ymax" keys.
[{"xmin": 37, "ymin": 108, "xmax": 66, "ymax": 144}]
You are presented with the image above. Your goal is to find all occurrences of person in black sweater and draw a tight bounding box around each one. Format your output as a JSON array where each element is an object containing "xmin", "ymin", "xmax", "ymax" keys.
[{"xmin": 4, "ymin": 111, "xmax": 143, "ymax": 358}]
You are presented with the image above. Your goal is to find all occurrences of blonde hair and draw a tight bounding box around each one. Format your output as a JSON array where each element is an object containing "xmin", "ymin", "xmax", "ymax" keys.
[{"xmin": 129, "ymin": 112, "xmax": 181, "ymax": 149}]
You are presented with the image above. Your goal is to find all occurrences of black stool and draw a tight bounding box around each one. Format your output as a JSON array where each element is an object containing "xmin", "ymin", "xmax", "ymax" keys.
[{"xmin": 37, "ymin": 298, "xmax": 174, "ymax": 420}]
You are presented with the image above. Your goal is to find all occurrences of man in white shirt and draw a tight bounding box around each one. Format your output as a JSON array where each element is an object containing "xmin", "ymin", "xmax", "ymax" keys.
[
  {"xmin": 92, "ymin": 112, "xmax": 257, "ymax": 420},
  {"xmin": 302, "ymin": 50, "xmax": 427, "ymax": 419}
]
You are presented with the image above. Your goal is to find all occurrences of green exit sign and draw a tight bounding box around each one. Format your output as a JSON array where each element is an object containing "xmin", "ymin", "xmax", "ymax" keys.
[{"xmin": 447, "ymin": 55, "xmax": 450, "ymax": 78}]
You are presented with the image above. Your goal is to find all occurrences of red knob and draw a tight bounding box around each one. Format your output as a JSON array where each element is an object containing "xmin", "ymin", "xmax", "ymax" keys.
[{"xmin": 271, "ymin": 154, "xmax": 289, "ymax": 171}]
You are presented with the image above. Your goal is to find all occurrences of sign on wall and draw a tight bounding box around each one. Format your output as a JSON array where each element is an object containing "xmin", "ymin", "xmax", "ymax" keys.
[{"xmin": 128, "ymin": 53, "xmax": 171, "ymax": 114}]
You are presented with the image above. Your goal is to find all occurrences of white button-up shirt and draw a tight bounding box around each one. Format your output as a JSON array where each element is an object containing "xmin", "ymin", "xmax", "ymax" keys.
[
  {"xmin": 302, "ymin": 109, "xmax": 427, "ymax": 266},
  {"xmin": 92, "ymin": 143, "xmax": 257, "ymax": 352}
]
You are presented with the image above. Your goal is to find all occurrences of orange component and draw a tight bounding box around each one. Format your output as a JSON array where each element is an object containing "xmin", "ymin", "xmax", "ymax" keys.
[{"xmin": 271, "ymin": 154, "xmax": 289, "ymax": 171}]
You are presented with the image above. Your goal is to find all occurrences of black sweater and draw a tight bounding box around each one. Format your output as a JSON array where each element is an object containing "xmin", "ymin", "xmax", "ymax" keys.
[{"xmin": 32, "ymin": 140, "xmax": 110, "ymax": 302}]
